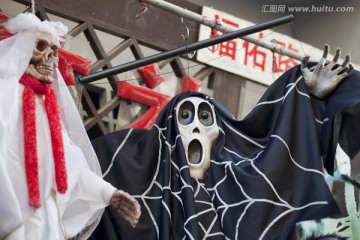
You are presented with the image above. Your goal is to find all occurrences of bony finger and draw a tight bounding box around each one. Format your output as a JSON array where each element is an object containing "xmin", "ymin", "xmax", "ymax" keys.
[
  {"xmin": 322, "ymin": 44, "xmax": 330, "ymax": 58},
  {"xmin": 336, "ymin": 66, "xmax": 353, "ymax": 80},
  {"xmin": 131, "ymin": 219, "xmax": 139, "ymax": 228},
  {"xmin": 119, "ymin": 204, "xmax": 133, "ymax": 215},
  {"xmin": 121, "ymin": 203, "xmax": 140, "ymax": 219},
  {"xmin": 120, "ymin": 211, "xmax": 137, "ymax": 227},
  {"xmin": 119, "ymin": 201, "xmax": 136, "ymax": 212},
  {"xmin": 301, "ymin": 68, "xmax": 312, "ymax": 82},
  {"xmin": 341, "ymin": 54, "xmax": 351, "ymax": 68},
  {"xmin": 129, "ymin": 219, "xmax": 135, "ymax": 228},
  {"xmin": 112, "ymin": 189, "xmax": 124, "ymax": 200},
  {"xmin": 137, "ymin": 207, "xmax": 141, "ymax": 218},
  {"xmin": 124, "ymin": 215, "xmax": 135, "ymax": 227},
  {"xmin": 122, "ymin": 192, "xmax": 134, "ymax": 202},
  {"xmin": 301, "ymin": 56, "xmax": 310, "ymax": 69},
  {"xmin": 129, "ymin": 216, "xmax": 139, "ymax": 228},
  {"xmin": 348, "ymin": 63, "xmax": 354, "ymax": 74},
  {"xmin": 338, "ymin": 64, "xmax": 354, "ymax": 79},
  {"xmin": 135, "ymin": 206, "xmax": 141, "ymax": 219},
  {"xmin": 332, "ymin": 47, "xmax": 341, "ymax": 62}
]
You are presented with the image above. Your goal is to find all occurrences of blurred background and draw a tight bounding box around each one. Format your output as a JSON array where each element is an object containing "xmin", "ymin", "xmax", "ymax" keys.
[{"xmin": 1, "ymin": 0, "xmax": 359, "ymax": 139}]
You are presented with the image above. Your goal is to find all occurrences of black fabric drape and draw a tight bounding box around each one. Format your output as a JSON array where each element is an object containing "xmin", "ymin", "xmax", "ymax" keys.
[{"xmin": 90, "ymin": 65, "xmax": 360, "ymax": 240}]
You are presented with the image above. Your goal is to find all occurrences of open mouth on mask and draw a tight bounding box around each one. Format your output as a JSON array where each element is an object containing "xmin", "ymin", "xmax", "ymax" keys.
[{"xmin": 188, "ymin": 139, "xmax": 202, "ymax": 164}]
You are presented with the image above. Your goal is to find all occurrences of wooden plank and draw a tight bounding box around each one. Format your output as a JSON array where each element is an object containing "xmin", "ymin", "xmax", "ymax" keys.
[
  {"xmin": 15, "ymin": 0, "xmax": 201, "ymax": 51},
  {"xmin": 213, "ymin": 70, "xmax": 245, "ymax": 117}
]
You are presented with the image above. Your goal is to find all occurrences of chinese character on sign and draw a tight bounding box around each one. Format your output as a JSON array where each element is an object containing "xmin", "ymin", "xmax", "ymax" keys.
[
  {"xmin": 209, "ymin": 15, "xmax": 239, "ymax": 60},
  {"xmin": 243, "ymin": 32, "xmax": 267, "ymax": 72},
  {"xmin": 272, "ymin": 41, "xmax": 299, "ymax": 73}
]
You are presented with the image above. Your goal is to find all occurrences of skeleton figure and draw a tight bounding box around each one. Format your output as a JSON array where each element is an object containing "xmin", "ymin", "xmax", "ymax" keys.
[
  {"xmin": 24, "ymin": 22, "xmax": 140, "ymax": 228},
  {"xmin": 0, "ymin": 13, "xmax": 140, "ymax": 240},
  {"xmin": 90, "ymin": 44, "xmax": 358, "ymax": 240}
]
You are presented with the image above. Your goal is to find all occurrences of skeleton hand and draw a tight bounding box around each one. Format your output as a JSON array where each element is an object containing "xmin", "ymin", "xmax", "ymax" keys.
[
  {"xmin": 301, "ymin": 44, "xmax": 354, "ymax": 99},
  {"xmin": 110, "ymin": 189, "xmax": 141, "ymax": 228}
]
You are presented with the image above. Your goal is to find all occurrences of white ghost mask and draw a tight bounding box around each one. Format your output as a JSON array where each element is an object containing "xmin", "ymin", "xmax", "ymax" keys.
[{"xmin": 176, "ymin": 97, "xmax": 220, "ymax": 179}]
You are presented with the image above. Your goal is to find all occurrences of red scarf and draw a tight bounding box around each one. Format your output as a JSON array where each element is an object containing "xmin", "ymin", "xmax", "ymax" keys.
[{"xmin": 19, "ymin": 73, "xmax": 67, "ymax": 208}]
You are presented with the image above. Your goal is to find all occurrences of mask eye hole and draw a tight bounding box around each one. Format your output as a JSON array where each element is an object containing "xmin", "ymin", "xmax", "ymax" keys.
[
  {"xmin": 181, "ymin": 111, "xmax": 190, "ymax": 119},
  {"xmin": 200, "ymin": 111, "xmax": 209, "ymax": 119},
  {"xmin": 198, "ymin": 102, "xmax": 214, "ymax": 126},
  {"xmin": 178, "ymin": 101, "xmax": 194, "ymax": 125}
]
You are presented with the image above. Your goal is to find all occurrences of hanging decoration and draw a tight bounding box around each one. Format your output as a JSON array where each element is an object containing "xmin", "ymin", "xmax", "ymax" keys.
[
  {"xmin": 0, "ymin": 12, "xmax": 141, "ymax": 240},
  {"xmin": 91, "ymin": 64, "xmax": 360, "ymax": 239}
]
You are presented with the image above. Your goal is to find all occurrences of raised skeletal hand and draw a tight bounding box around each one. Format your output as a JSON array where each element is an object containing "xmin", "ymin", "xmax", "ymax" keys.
[
  {"xmin": 110, "ymin": 189, "xmax": 141, "ymax": 228},
  {"xmin": 301, "ymin": 44, "xmax": 354, "ymax": 99}
]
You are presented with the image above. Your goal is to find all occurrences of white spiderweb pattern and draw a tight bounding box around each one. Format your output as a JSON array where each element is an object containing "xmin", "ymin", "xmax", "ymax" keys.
[{"xmin": 110, "ymin": 75, "xmax": 335, "ymax": 240}]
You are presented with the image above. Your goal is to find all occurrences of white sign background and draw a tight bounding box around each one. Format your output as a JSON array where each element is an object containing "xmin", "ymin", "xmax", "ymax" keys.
[{"xmin": 197, "ymin": 7, "xmax": 331, "ymax": 86}]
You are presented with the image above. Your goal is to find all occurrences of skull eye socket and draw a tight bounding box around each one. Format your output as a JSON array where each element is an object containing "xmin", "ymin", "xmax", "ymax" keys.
[
  {"xmin": 51, "ymin": 45, "xmax": 59, "ymax": 57},
  {"xmin": 178, "ymin": 101, "xmax": 194, "ymax": 125},
  {"xmin": 198, "ymin": 102, "xmax": 214, "ymax": 126},
  {"xmin": 36, "ymin": 40, "xmax": 50, "ymax": 52}
]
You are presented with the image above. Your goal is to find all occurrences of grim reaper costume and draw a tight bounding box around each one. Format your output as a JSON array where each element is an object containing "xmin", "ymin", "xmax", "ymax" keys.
[
  {"xmin": 0, "ymin": 13, "xmax": 141, "ymax": 239},
  {"xmin": 90, "ymin": 63, "xmax": 360, "ymax": 239}
]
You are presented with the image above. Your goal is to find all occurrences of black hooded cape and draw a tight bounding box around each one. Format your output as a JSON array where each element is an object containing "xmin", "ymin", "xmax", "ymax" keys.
[{"xmin": 89, "ymin": 65, "xmax": 360, "ymax": 240}]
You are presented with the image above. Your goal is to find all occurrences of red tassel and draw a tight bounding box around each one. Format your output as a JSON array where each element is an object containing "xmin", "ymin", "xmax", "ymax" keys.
[
  {"xmin": 44, "ymin": 87, "xmax": 67, "ymax": 193},
  {"xmin": 20, "ymin": 74, "xmax": 68, "ymax": 208},
  {"xmin": 23, "ymin": 86, "xmax": 41, "ymax": 208}
]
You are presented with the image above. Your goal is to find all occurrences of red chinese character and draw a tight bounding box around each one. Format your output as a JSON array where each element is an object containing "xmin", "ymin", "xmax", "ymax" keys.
[
  {"xmin": 209, "ymin": 15, "xmax": 239, "ymax": 60},
  {"xmin": 243, "ymin": 32, "xmax": 267, "ymax": 72},
  {"xmin": 272, "ymin": 41, "xmax": 299, "ymax": 73}
]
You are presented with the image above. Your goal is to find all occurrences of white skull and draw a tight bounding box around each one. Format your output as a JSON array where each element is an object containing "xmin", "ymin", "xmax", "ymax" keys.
[
  {"xmin": 25, "ymin": 31, "xmax": 59, "ymax": 84},
  {"xmin": 176, "ymin": 97, "xmax": 220, "ymax": 179}
]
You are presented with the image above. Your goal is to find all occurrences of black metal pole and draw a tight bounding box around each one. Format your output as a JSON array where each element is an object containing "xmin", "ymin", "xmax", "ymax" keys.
[{"xmin": 79, "ymin": 15, "xmax": 294, "ymax": 84}]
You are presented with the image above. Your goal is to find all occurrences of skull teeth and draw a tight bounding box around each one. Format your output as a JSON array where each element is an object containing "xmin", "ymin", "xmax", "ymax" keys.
[{"xmin": 35, "ymin": 65, "xmax": 54, "ymax": 76}]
